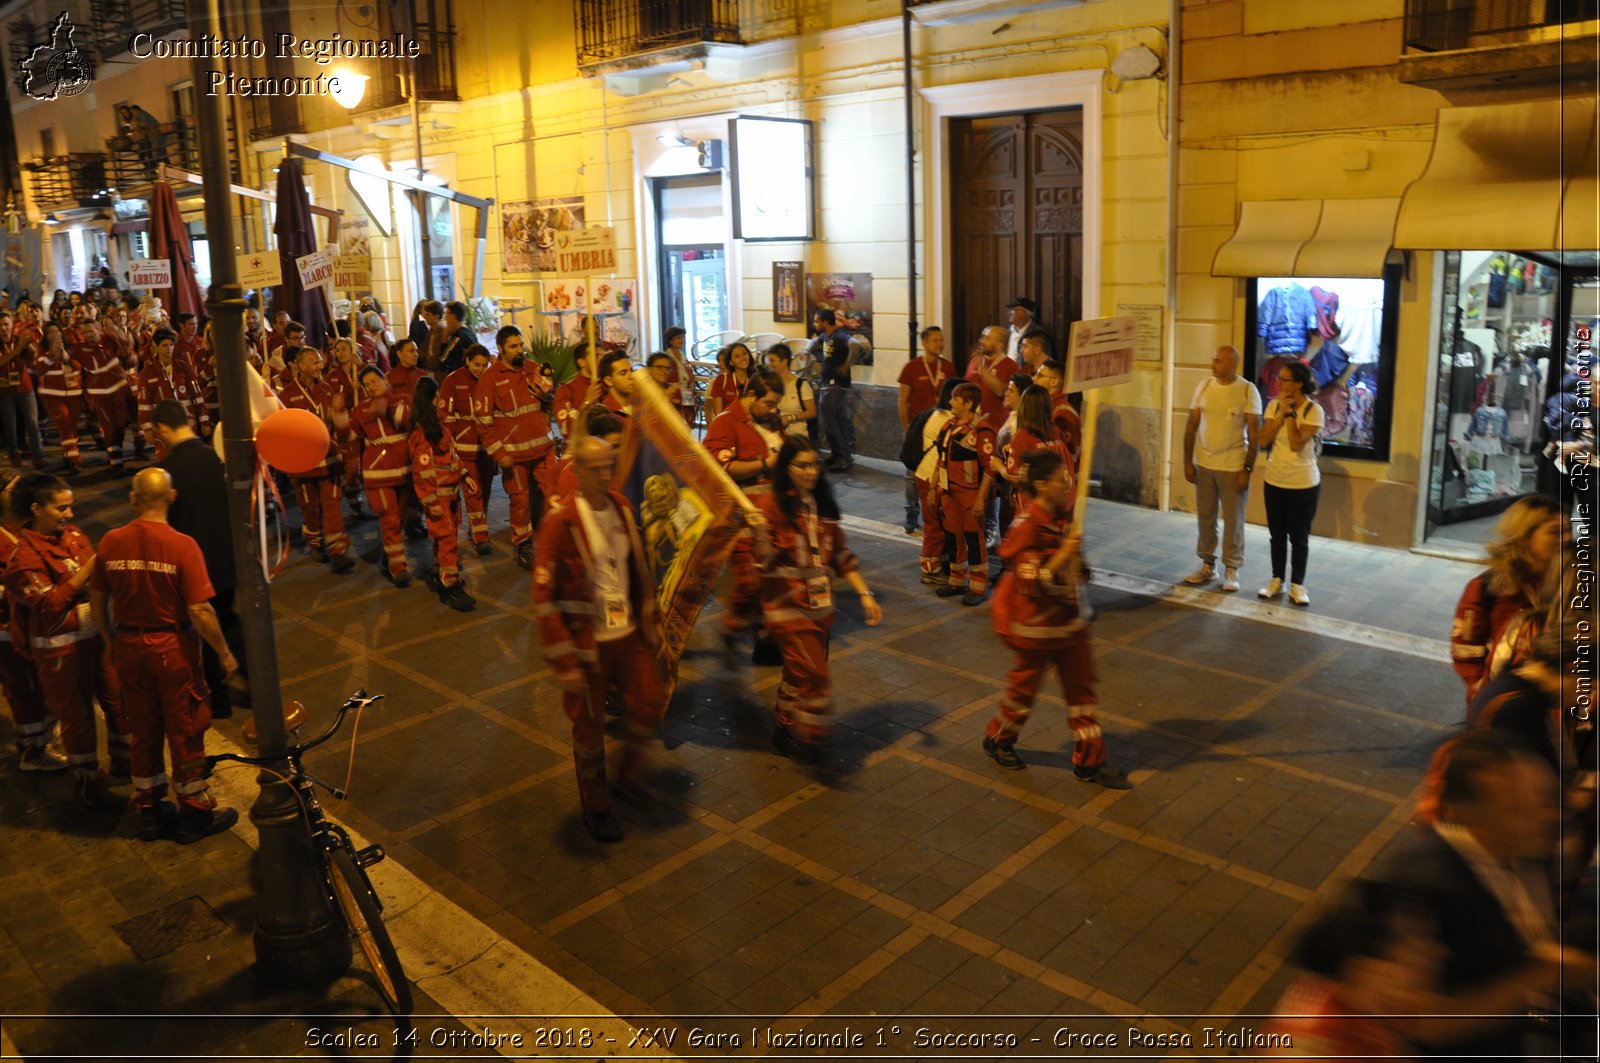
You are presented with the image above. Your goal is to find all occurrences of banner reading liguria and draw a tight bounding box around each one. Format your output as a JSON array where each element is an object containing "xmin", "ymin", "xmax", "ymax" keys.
[{"xmin": 615, "ymin": 371, "xmax": 756, "ymax": 699}]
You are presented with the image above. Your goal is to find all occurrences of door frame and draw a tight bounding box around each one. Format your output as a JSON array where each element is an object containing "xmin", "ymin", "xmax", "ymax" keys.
[{"xmin": 923, "ymin": 71, "xmax": 1103, "ymax": 343}]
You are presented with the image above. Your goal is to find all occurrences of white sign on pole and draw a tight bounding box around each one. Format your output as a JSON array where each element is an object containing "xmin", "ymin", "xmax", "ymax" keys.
[
  {"xmin": 236, "ymin": 252, "xmax": 283, "ymax": 289},
  {"xmin": 551, "ymin": 226, "xmax": 617, "ymax": 274},
  {"xmin": 296, "ymin": 248, "xmax": 336, "ymax": 288},
  {"xmin": 128, "ymin": 258, "xmax": 171, "ymax": 288},
  {"xmin": 333, "ymin": 255, "xmax": 371, "ymax": 291},
  {"xmin": 1066, "ymin": 315, "xmax": 1139, "ymax": 392}
]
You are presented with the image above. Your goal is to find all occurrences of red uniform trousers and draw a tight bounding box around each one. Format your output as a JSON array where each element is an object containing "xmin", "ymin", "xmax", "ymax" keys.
[
  {"xmin": 721, "ymin": 534, "xmax": 764, "ymax": 636},
  {"xmin": 36, "ymin": 639, "xmax": 127, "ymax": 781},
  {"xmin": 774, "ymin": 627, "xmax": 832, "ymax": 744},
  {"xmin": 501, "ymin": 457, "xmax": 551, "ymax": 546},
  {"xmin": 917, "ymin": 480, "xmax": 946, "ymax": 578},
  {"xmin": 462, "ymin": 450, "xmax": 494, "ymax": 544},
  {"xmin": 339, "ymin": 441, "xmax": 363, "ymax": 514},
  {"xmin": 113, "ymin": 632, "xmax": 215, "ymax": 813},
  {"xmin": 985, "ymin": 631, "xmax": 1105, "ymax": 772},
  {"xmin": 292, "ymin": 475, "xmax": 349, "ymax": 556},
  {"xmin": 938, "ymin": 487, "xmax": 989, "ymax": 595},
  {"xmin": 425, "ymin": 494, "xmax": 462, "ymax": 586},
  {"xmin": 0, "ymin": 638, "xmax": 48, "ymax": 755},
  {"xmin": 43, "ymin": 397, "xmax": 83, "ymax": 468},
  {"xmin": 563, "ymin": 631, "xmax": 666, "ymax": 813},
  {"xmin": 365, "ymin": 485, "xmax": 409, "ymax": 576},
  {"xmin": 89, "ymin": 396, "xmax": 129, "ymax": 468}
]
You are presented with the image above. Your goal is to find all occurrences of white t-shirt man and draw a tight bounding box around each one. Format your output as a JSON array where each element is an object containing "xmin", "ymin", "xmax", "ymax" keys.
[{"xmin": 1189, "ymin": 376, "xmax": 1263, "ymax": 472}]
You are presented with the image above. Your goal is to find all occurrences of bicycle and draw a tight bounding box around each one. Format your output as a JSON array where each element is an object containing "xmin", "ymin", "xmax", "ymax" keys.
[{"xmin": 205, "ymin": 690, "xmax": 413, "ymax": 1016}]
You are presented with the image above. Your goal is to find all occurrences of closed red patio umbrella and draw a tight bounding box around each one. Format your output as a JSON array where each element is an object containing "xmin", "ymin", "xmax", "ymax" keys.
[{"xmin": 150, "ymin": 180, "xmax": 204, "ymax": 319}]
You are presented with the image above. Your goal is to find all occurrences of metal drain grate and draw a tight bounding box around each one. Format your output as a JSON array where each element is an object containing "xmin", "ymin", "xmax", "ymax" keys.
[{"xmin": 112, "ymin": 895, "xmax": 228, "ymax": 961}]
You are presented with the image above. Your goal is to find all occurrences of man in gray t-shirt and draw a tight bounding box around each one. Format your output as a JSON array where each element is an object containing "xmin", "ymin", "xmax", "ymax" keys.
[{"xmin": 1181, "ymin": 345, "xmax": 1260, "ymax": 592}]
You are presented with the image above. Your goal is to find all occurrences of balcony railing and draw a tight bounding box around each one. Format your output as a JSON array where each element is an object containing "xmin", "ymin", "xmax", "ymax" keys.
[
  {"xmin": 245, "ymin": 94, "xmax": 305, "ymax": 143},
  {"xmin": 88, "ymin": 0, "xmax": 187, "ymax": 59},
  {"xmin": 105, "ymin": 118, "xmax": 200, "ymax": 191},
  {"xmin": 357, "ymin": 16, "xmax": 459, "ymax": 109},
  {"xmin": 576, "ymin": 0, "xmax": 742, "ymax": 65},
  {"xmin": 23, "ymin": 153, "xmax": 112, "ymax": 208},
  {"xmin": 1404, "ymin": 0, "xmax": 1600, "ymax": 52}
]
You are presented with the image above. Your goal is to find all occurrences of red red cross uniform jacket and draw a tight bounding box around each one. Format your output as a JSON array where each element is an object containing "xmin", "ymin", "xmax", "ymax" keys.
[
  {"xmin": 351, "ymin": 394, "xmax": 412, "ymax": 489},
  {"xmin": 532, "ymin": 490, "xmax": 659, "ymax": 677},
  {"xmin": 1051, "ymin": 394, "xmax": 1084, "ymax": 467},
  {"xmin": 0, "ymin": 333, "xmax": 29, "ymax": 391},
  {"xmin": 704, "ymin": 402, "xmax": 775, "ymax": 490},
  {"xmin": 1450, "ymin": 572, "xmax": 1534, "ymax": 705},
  {"xmin": 935, "ymin": 418, "xmax": 997, "ymax": 497},
  {"xmin": 552, "ymin": 373, "xmax": 593, "ymax": 439},
  {"xmin": 410, "ymin": 427, "xmax": 465, "ymax": 587},
  {"xmin": 6, "ymin": 525, "xmax": 127, "ymax": 779},
  {"xmin": 438, "ymin": 365, "xmax": 491, "ymax": 544},
  {"xmin": 898, "ymin": 356, "xmax": 957, "ymax": 420},
  {"xmin": 74, "ymin": 337, "xmax": 132, "ymax": 464},
  {"xmin": 658, "ymin": 354, "xmax": 697, "ymax": 425},
  {"xmin": 136, "ymin": 358, "xmax": 210, "ymax": 437},
  {"xmin": 965, "ymin": 353, "xmax": 1017, "ymax": 430},
  {"xmin": 0, "ymin": 524, "xmax": 47, "ymax": 756},
  {"xmin": 324, "ymin": 364, "xmax": 363, "ymax": 488},
  {"xmin": 473, "ymin": 360, "xmax": 555, "ymax": 468},
  {"xmin": 34, "ymin": 350, "xmax": 85, "ymax": 467},
  {"xmin": 386, "ymin": 364, "xmax": 426, "ymax": 405},
  {"xmin": 275, "ymin": 376, "xmax": 343, "ymax": 478}
]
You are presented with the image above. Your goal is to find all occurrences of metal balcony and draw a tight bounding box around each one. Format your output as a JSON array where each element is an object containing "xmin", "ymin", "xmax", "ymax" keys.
[
  {"xmin": 105, "ymin": 119, "xmax": 200, "ymax": 192},
  {"xmin": 1404, "ymin": 0, "xmax": 1599, "ymax": 52},
  {"xmin": 88, "ymin": 0, "xmax": 188, "ymax": 58},
  {"xmin": 576, "ymin": 0, "xmax": 742, "ymax": 66},
  {"xmin": 1399, "ymin": 0, "xmax": 1600, "ymax": 86},
  {"xmin": 23, "ymin": 153, "xmax": 113, "ymax": 208}
]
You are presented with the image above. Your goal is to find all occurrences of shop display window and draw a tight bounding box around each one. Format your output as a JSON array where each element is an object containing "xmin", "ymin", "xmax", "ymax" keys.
[
  {"xmin": 1429, "ymin": 251, "xmax": 1566, "ymax": 521},
  {"xmin": 1245, "ymin": 271, "xmax": 1398, "ymax": 461}
]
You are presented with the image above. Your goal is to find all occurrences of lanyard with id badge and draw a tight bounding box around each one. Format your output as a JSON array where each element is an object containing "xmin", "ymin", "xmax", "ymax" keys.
[
  {"xmin": 575, "ymin": 497, "xmax": 632, "ymax": 632},
  {"xmin": 797, "ymin": 501, "xmax": 832, "ymax": 610}
]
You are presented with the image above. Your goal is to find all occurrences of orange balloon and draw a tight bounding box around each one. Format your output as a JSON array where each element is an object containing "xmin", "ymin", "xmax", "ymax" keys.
[{"xmin": 255, "ymin": 408, "xmax": 330, "ymax": 474}]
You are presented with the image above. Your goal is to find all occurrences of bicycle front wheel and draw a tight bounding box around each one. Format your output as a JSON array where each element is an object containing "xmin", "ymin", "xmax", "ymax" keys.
[{"xmin": 327, "ymin": 847, "xmax": 413, "ymax": 1016}]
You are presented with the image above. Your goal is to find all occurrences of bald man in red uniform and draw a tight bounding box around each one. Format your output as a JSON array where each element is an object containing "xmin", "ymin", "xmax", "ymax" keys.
[{"xmin": 91, "ymin": 467, "xmax": 240, "ymax": 843}]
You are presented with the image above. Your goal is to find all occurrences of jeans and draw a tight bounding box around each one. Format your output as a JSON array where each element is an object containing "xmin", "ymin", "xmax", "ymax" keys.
[
  {"xmin": 820, "ymin": 385, "xmax": 855, "ymax": 465},
  {"xmin": 0, "ymin": 389, "xmax": 43, "ymax": 459},
  {"xmin": 1194, "ymin": 464, "xmax": 1247, "ymax": 570},
  {"xmin": 904, "ymin": 470, "xmax": 920, "ymax": 529},
  {"xmin": 1263, "ymin": 482, "xmax": 1321, "ymax": 584}
]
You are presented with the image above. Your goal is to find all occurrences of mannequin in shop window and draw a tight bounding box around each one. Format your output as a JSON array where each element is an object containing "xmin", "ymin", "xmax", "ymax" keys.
[
  {"xmin": 1257, "ymin": 281, "xmax": 1317, "ymax": 403},
  {"xmin": 1464, "ymin": 376, "xmax": 1519, "ymax": 501}
]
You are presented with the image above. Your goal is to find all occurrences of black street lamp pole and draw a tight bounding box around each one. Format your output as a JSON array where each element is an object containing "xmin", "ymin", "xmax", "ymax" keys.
[{"xmin": 187, "ymin": 0, "xmax": 350, "ymax": 984}]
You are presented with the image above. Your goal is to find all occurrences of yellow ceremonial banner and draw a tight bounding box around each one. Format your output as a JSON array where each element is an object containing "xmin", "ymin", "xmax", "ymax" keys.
[{"xmin": 616, "ymin": 370, "xmax": 758, "ymax": 698}]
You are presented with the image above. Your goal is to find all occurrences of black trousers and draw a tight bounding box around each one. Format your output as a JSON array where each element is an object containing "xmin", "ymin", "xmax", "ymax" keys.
[
  {"xmin": 202, "ymin": 587, "xmax": 247, "ymax": 712},
  {"xmin": 1263, "ymin": 482, "xmax": 1320, "ymax": 585}
]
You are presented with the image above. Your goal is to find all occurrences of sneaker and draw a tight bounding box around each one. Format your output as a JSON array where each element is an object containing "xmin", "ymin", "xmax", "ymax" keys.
[
  {"xmin": 1074, "ymin": 765, "xmax": 1133, "ymax": 790},
  {"xmin": 18, "ymin": 746, "xmax": 68, "ymax": 773},
  {"xmin": 1258, "ymin": 577, "xmax": 1284, "ymax": 599},
  {"xmin": 982, "ymin": 736, "xmax": 1024, "ymax": 770},
  {"xmin": 440, "ymin": 582, "xmax": 477, "ymax": 612},
  {"xmin": 1289, "ymin": 583, "xmax": 1311, "ymax": 607},
  {"xmin": 772, "ymin": 725, "xmax": 820, "ymax": 766},
  {"xmin": 475, "ymin": 541, "xmax": 493, "ymax": 557},
  {"xmin": 1221, "ymin": 568, "xmax": 1240, "ymax": 593},
  {"xmin": 581, "ymin": 806, "xmax": 624, "ymax": 843},
  {"xmin": 960, "ymin": 590, "xmax": 986, "ymax": 607},
  {"xmin": 175, "ymin": 805, "xmax": 239, "ymax": 844},
  {"xmin": 935, "ymin": 584, "xmax": 967, "ymax": 598},
  {"xmin": 1182, "ymin": 564, "xmax": 1214, "ymax": 586},
  {"xmin": 327, "ymin": 553, "xmax": 355, "ymax": 575},
  {"xmin": 515, "ymin": 541, "xmax": 535, "ymax": 570}
]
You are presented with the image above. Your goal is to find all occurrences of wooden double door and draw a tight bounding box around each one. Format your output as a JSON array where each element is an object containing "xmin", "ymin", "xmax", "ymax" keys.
[{"xmin": 948, "ymin": 108, "xmax": 1084, "ymax": 371}]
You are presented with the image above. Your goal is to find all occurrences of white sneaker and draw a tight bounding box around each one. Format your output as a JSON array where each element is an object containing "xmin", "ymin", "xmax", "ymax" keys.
[
  {"xmin": 1289, "ymin": 583, "xmax": 1310, "ymax": 606},
  {"xmin": 1182, "ymin": 564, "xmax": 1214, "ymax": 586},
  {"xmin": 18, "ymin": 746, "xmax": 68, "ymax": 773},
  {"xmin": 1221, "ymin": 568, "xmax": 1240, "ymax": 592},
  {"xmin": 1258, "ymin": 577, "xmax": 1283, "ymax": 599}
]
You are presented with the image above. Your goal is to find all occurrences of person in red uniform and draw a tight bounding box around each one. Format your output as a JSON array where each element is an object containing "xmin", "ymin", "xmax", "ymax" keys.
[
  {"xmin": 747, "ymin": 437, "xmax": 882, "ymax": 764},
  {"xmin": 659, "ymin": 327, "xmax": 697, "ymax": 426},
  {"xmin": 597, "ymin": 350, "xmax": 636, "ymax": 417},
  {"xmin": 385, "ymin": 336, "xmax": 427, "ymax": 404},
  {"xmin": 135, "ymin": 328, "xmax": 209, "ymax": 444},
  {"xmin": 0, "ymin": 310, "xmax": 44, "ymax": 468},
  {"xmin": 350, "ymin": 366, "xmax": 413, "ymax": 586},
  {"xmin": 645, "ymin": 352, "xmax": 696, "ymax": 428},
  {"xmin": 278, "ymin": 346, "xmax": 355, "ymax": 573},
  {"xmin": 323, "ymin": 335, "xmax": 368, "ymax": 523},
  {"xmin": 1031, "ymin": 359, "xmax": 1083, "ymax": 466},
  {"xmin": 997, "ymin": 386, "xmax": 1069, "ymax": 511},
  {"xmin": 474, "ymin": 326, "xmax": 556, "ymax": 570},
  {"xmin": 548, "ymin": 408, "xmax": 624, "ymax": 512},
  {"xmin": 933, "ymin": 382, "xmax": 997, "ymax": 605},
  {"xmin": 532, "ymin": 435, "xmax": 667, "ymax": 843},
  {"xmin": 72, "ymin": 319, "xmax": 132, "ymax": 475},
  {"xmin": 409, "ymin": 377, "xmax": 475, "ymax": 612},
  {"xmin": 706, "ymin": 342, "xmax": 753, "ymax": 423},
  {"xmin": 439, "ymin": 344, "xmax": 494, "ymax": 556},
  {"xmin": 170, "ymin": 313, "xmax": 202, "ymax": 376},
  {"xmin": 965, "ymin": 326, "xmax": 1016, "ymax": 432},
  {"xmin": 704, "ymin": 370, "xmax": 784, "ymax": 663},
  {"xmin": 0, "ymin": 470, "xmax": 59, "ymax": 771},
  {"xmin": 33, "ymin": 322, "xmax": 86, "ymax": 474},
  {"xmin": 6, "ymin": 472, "xmax": 128, "ymax": 807},
  {"xmin": 551, "ymin": 344, "xmax": 596, "ymax": 442},
  {"xmin": 981, "ymin": 450, "xmax": 1130, "ymax": 788},
  {"xmin": 898, "ymin": 326, "xmax": 956, "ymax": 535},
  {"xmin": 89, "ymin": 467, "xmax": 240, "ymax": 842}
]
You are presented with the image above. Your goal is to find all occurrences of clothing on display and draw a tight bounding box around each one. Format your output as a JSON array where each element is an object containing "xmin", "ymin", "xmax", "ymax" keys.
[{"xmin": 1258, "ymin": 278, "xmax": 1387, "ymax": 450}]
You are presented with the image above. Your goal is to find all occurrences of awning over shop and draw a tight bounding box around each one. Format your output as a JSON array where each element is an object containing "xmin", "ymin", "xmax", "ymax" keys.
[
  {"xmin": 1395, "ymin": 96, "xmax": 1599, "ymax": 252},
  {"xmin": 1212, "ymin": 198, "xmax": 1400, "ymax": 278}
]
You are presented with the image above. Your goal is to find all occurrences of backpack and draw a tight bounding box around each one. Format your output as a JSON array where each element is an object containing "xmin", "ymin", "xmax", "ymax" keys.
[{"xmin": 899, "ymin": 406, "xmax": 938, "ymax": 470}]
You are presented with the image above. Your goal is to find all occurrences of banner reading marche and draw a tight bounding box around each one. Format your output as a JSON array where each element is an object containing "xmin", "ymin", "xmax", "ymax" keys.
[{"xmin": 615, "ymin": 370, "xmax": 756, "ymax": 698}]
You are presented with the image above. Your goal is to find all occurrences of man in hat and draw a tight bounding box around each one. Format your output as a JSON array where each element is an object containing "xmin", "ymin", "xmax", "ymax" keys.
[{"xmin": 1006, "ymin": 296, "xmax": 1049, "ymax": 366}]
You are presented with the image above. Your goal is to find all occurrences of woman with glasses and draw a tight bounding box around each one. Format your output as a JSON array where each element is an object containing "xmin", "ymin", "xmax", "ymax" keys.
[{"xmin": 1257, "ymin": 360, "xmax": 1324, "ymax": 606}]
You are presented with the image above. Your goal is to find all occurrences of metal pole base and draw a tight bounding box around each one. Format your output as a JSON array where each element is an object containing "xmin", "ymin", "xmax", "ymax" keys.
[{"xmin": 248, "ymin": 774, "xmax": 351, "ymax": 987}]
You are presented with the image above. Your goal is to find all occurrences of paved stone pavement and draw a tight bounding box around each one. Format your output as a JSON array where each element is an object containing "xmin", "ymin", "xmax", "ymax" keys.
[{"xmin": 0, "ymin": 449, "xmax": 1487, "ymax": 1058}]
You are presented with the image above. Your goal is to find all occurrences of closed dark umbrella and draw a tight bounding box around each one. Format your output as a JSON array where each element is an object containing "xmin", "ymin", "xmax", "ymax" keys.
[
  {"xmin": 150, "ymin": 181, "xmax": 204, "ymax": 318},
  {"xmin": 272, "ymin": 157, "xmax": 332, "ymax": 346}
]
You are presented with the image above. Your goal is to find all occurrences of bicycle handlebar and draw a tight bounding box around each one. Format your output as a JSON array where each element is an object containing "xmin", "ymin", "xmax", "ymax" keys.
[{"xmin": 206, "ymin": 689, "xmax": 383, "ymax": 772}]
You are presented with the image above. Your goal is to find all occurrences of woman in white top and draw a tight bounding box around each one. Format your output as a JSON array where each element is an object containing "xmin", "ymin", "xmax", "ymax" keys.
[
  {"xmin": 764, "ymin": 343, "xmax": 816, "ymax": 440},
  {"xmin": 1257, "ymin": 360, "xmax": 1324, "ymax": 606}
]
